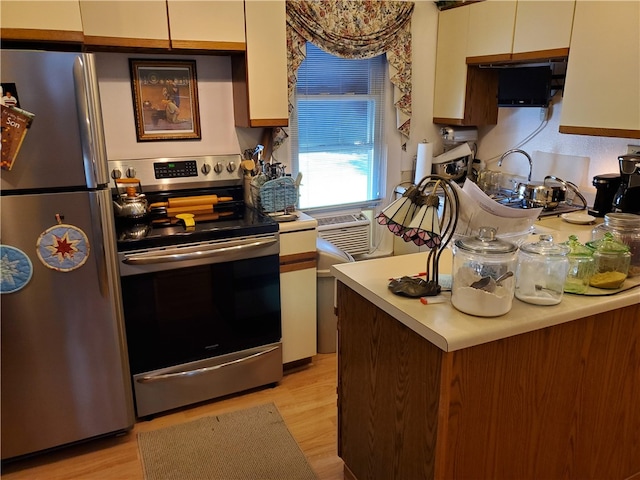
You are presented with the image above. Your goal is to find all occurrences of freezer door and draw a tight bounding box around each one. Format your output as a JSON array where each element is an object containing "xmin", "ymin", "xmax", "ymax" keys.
[
  {"xmin": 1, "ymin": 50, "xmax": 108, "ymax": 191},
  {"xmin": 0, "ymin": 189, "xmax": 134, "ymax": 460}
]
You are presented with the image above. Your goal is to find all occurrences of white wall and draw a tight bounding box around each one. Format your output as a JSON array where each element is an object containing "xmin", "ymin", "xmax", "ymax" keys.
[
  {"xmin": 94, "ymin": 52, "xmax": 262, "ymax": 161},
  {"xmin": 476, "ymin": 94, "xmax": 630, "ymax": 204}
]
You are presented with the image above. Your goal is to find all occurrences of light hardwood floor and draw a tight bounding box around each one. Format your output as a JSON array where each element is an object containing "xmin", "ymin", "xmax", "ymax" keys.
[{"xmin": 1, "ymin": 353, "xmax": 343, "ymax": 480}]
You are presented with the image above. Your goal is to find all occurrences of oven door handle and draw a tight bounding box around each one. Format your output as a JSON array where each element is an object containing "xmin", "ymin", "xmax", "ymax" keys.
[
  {"xmin": 136, "ymin": 345, "xmax": 280, "ymax": 383},
  {"xmin": 123, "ymin": 237, "xmax": 277, "ymax": 265}
]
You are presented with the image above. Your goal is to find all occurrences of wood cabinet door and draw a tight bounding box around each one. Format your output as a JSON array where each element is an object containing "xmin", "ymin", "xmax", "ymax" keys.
[
  {"xmin": 80, "ymin": 0, "xmax": 169, "ymax": 48},
  {"xmin": 167, "ymin": 0, "xmax": 245, "ymax": 51},
  {"xmin": 1, "ymin": 0, "xmax": 83, "ymax": 43},
  {"xmin": 512, "ymin": 0, "xmax": 575, "ymax": 55},
  {"xmin": 560, "ymin": 1, "xmax": 640, "ymax": 138},
  {"xmin": 466, "ymin": 0, "xmax": 516, "ymax": 60}
]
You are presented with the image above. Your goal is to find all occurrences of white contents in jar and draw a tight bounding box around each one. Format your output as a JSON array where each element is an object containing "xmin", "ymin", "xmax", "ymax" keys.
[
  {"xmin": 515, "ymin": 279, "xmax": 563, "ymax": 305},
  {"xmin": 515, "ymin": 291, "xmax": 560, "ymax": 306},
  {"xmin": 451, "ymin": 285, "xmax": 513, "ymax": 317}
]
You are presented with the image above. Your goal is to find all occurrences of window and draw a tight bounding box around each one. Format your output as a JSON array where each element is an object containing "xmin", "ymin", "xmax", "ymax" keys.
[{"xmin": 290, "ymin": 43, "xmax": 387, "ymax": 210}]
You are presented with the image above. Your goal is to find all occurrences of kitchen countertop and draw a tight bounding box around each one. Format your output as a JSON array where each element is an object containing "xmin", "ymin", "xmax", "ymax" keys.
[
  {"xmin": 276, "ymin": 211, "xmax": 317, "ymax": 233},
  {"xmin": 332, "ymin": 215, "xmax": 640, "ymax": 352}
]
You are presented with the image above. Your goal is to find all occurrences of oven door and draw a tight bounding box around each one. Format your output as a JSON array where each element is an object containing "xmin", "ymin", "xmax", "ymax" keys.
[{"xmin": 119, "ymin": 233, "xmax": 281, "ymax": 376}]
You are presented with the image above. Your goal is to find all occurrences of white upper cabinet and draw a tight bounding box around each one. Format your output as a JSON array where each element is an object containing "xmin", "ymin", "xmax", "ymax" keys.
[
  {"xmin": 560, "ymin": 1, "xmax": 640, "ymax": 138},
  {"xmin": 238, "ymin": 0, "xmax": 288, "ymax": 127},
  {"xmin": 512, "ymin": 1, "xmax": 575, "ymax": 55},
  {"xmin": 433, "ymin": 6, "xmax": 469, "ymax": 121},
  {"xmin": 433, "ymin": 5, "xmax": 499, "ymax": 126},
  {"xmin": 80, "ymin": 0, "xmax": 170, "ymax": 48},
  {"xmin": 1, "ymin": 0, "xmax": 83, "ymax": 42},
  {"xmin": 167, "ymin": 1, "xmax": 245, "ymax": 50},
  {"xmin": 466, "ymin": 0, "xmax": 517, "ymax": 59}
]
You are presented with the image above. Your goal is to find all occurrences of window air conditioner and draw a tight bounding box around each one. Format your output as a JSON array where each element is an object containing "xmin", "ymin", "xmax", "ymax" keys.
[{"xmin": 315, "ymin": 213, "xmax": 371, "ymax": 255}]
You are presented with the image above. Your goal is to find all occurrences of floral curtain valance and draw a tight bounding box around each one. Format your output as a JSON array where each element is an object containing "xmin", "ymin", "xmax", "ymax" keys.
[{"xmin": 274, "ymin": 0, "xmax": 414, "ymax": 150}]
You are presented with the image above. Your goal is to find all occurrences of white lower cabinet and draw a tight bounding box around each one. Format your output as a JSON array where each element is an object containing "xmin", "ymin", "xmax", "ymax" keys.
[{"xmin": 279, "ymin": 215, "xmax": 318, "ymax": 364}]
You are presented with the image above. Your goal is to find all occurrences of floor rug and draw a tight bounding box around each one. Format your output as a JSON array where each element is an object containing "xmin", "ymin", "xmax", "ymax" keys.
[{"xmin": 138, "ymin": 403, "xmax": 318, "ymax": 480}]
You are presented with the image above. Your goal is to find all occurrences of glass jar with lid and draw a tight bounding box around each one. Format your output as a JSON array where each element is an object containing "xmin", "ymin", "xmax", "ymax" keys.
[
  {"xmin": 587, "ymin": 232, "xmax": 631, "ymax": 289},
  {"xmin": 515, "ymin": 235, "xmax": 570, "ymax": 305},
  {"xmin": 563, "ymin": 235, "xmax": 595, "ymax": 294},
  {"xmin": 592, "ymin": 212, "xmax": 640, "ymax": 277},
  {"xmin": 451, "ymin": 227, "xmax": 518, "ymax": 317}
]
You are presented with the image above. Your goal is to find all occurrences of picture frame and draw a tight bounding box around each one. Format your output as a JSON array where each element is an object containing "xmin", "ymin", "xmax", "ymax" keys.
[{"xmin": 129, "ymin": 59, "xmax": 201, "ymax": 142}]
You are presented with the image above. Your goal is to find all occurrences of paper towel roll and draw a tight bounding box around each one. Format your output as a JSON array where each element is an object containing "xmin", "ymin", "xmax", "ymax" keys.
[{"xmin": 414, "ymin": 142, "xmax": 433, "ymax": 184}]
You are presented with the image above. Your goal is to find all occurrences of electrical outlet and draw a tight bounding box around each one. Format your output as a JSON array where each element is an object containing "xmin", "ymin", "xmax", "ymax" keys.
[{"xmin": 628, "ymin": 144, "xmax": 640, "ymax": 155}]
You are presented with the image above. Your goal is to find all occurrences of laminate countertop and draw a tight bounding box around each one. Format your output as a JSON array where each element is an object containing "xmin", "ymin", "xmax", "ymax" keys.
[{"xmin": 332, "ymin": 215, "xmax": 640, "ymax": 352}]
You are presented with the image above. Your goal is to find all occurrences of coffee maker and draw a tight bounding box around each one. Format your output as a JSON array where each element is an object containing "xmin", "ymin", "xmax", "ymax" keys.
[
  {"xmin": 590, "ymin": 173, "xmax": 621, "ymax": 217},
  {"xmin": 612, "ymin": 154, "xmax": 640, "ymax": 214}
]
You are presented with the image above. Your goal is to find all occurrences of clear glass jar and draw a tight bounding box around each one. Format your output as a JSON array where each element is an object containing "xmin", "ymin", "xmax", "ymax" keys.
[
  {"xmin": 563, "ymin": 235, "xmax": 595, "ymax": 294},
  {"xmin": 587, "ymin": 232, "xmax": 631, "ymax": 289},
  {"xmin": 515, "ymin": 235, "xmax": 570, "ymax": 305},
  {"xmin": 451, "ymin": 227, "xmax": 517, "ymax": 317},
  {"xmin": 592, "ymin": 212, "xmax": 640, "ymax": 277}
]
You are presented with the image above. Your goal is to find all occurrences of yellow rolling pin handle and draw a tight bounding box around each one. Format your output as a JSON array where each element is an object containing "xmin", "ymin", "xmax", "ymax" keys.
[{"xmin": 175, "ymin": 213, "xmax": 195, "ymax": 228}]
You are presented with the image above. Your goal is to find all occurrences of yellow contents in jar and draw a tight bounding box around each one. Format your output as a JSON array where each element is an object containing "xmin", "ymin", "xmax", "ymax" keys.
[{"xmin": 589, "ymin": 271, "xmax": 627, "ymax": 289}]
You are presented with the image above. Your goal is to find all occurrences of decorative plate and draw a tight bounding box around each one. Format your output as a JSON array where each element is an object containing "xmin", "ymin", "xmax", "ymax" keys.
[
  {"xmin": 36, "ymin": 223, "xmax": 90, "ymax": 272},
  {"xmin": 0, "ymin": 245, "xmax": 33, "ymax": 294}
]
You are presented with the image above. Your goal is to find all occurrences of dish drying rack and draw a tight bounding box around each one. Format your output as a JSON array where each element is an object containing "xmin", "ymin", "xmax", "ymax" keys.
[{"xmin": 250, "ymin": 176, "xmax": 299, "ymax": 217}]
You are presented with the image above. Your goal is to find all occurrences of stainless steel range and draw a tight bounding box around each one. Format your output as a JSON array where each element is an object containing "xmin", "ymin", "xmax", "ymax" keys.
[{"xmin": 109, "ymin": 155, "xmax": 282, "ymax": 418}]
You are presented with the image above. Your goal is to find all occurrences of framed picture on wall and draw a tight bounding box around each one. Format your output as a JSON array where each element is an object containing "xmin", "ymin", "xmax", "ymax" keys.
[{"xmin": 129, "ymin": 59, "xmax": 201, "ymax": 141}]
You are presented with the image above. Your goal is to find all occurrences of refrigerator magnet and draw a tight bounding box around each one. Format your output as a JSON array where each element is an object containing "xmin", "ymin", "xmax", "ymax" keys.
[
  {"xmin": 0, "ymin": 245, "xmax": 33, "ymax": 294},
  {"xmin": 36, "ymin": 224, "xmax": 90, "ymax": 272}
]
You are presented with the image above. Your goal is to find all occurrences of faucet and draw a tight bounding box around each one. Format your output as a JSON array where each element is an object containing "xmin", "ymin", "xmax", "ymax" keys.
[{"xmin": 498, "ymin": 149, "xmax": 532, "ymax": 182}]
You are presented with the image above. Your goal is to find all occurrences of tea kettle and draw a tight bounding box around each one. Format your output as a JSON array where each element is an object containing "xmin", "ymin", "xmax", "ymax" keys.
[{"xmin": 113, "ymin": 179, "xmax": 149, "ymax": 220}]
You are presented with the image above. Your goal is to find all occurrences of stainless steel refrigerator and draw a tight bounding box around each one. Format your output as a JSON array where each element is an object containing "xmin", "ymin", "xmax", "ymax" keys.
[{"xmin": 1, "ymin": 50, "xmax": 134, "ymax": 460}]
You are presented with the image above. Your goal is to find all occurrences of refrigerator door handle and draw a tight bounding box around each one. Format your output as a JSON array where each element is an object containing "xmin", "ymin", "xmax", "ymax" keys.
[{"xmin": 74, "ymin": 54, "xmax": 109, "ymax": 189}]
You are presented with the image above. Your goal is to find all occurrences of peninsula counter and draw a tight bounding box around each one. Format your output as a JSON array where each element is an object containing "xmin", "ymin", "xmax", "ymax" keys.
[{"xmin": 331, "ymin": 218, "xmax": 640, "ymax": 480}]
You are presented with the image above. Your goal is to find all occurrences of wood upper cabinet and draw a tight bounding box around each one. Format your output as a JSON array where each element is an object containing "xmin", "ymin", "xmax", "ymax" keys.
[
  {"xmin": 466, "ymin": 0, "xmax": 516, "ymax": 62},
  {"xmin": 233, "ymin": 0, "xmax": 288, "ymax": 127},
  {"xmin": 433, "ymin": 6, "xmax": 498, "ymax": 126},
  {"xmin": 167, "ymin": 1, "xmax": 245, "ymax": 51},
  {"xmin": 560, "ymin": 1, "xmax": 640, "ymax": 139},
  {"xmin": 80, "ymin": 0, "xmax": 170, "ymax": 49},
  {"xmin": 512, "ymin": 1, "xmax": 575, "ymax": 60},
  {"xmin": 0, "ymin": 0, "xmax": 84, "ymax": 44}
]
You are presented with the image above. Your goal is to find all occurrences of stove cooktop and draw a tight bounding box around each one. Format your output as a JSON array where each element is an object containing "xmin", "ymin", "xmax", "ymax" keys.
[{"xmin": 115, "ymin": 206, "xmax": 278, "ymax": 252}]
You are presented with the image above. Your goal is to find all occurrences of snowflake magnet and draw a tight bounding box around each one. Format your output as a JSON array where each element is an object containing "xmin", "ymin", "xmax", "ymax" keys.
[
  {"xmin": 36, "ymin": 223, "xmax": 90, "ymax": 272},
  {"xmin": 0, "ymin": 245, "xmax": 33, "ymax": 294}
]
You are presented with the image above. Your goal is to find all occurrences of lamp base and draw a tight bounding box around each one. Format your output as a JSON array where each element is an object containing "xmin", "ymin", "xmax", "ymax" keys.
[{"xmin": 388, "ymin": 277, "xmax": 441, "ymax": 297}]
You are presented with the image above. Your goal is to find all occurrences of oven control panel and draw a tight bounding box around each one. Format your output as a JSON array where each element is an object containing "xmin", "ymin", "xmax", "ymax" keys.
[{"xmin": 108, "ymin": 155, "xmax": 242, "ymax": 189}]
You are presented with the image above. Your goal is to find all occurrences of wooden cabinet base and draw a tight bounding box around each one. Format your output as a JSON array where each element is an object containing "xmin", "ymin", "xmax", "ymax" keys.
[{"xmin": 337, "ymin": 282, "xmax": 640, "ymax": 480}]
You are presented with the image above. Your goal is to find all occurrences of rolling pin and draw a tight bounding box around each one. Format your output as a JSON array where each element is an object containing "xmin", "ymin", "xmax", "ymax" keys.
[
  {"xmin": 165, "ymin": 204, "xmax": 214, "ymax": 216},
  {"xmin": 149, "ymin": 194, "xmax": 233, "ymax": 209},
  {"xmin": 152, "ymin": 211, "xmax": 233, "ymax": 225}
]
